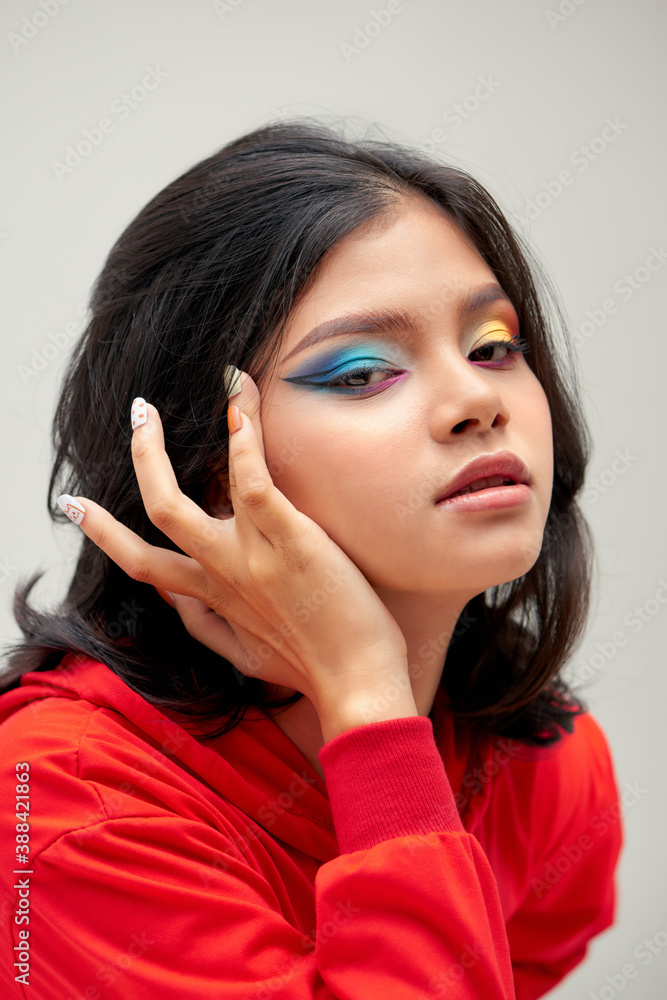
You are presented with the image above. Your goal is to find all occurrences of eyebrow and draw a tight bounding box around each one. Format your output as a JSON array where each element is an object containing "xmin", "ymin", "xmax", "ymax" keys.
[{"xmin": 281, "ymin": 283, "xmax": 515, "ymax": 363}]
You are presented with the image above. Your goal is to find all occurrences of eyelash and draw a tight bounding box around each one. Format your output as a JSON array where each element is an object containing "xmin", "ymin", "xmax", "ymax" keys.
[{"xmin": 318, "ymin": 335, "xmax": 531, "ymax": 394}]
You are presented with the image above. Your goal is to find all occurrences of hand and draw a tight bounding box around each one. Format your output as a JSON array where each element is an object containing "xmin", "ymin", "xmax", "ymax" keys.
[{"xmin": 59, "ymin": 371, "xmax": 409, "ymax": 713}]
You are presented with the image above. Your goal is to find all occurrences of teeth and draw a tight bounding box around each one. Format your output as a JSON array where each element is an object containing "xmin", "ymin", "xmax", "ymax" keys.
[{"xmin": 448, "ymin": 475, "xmax": 512, "ymax": 499}]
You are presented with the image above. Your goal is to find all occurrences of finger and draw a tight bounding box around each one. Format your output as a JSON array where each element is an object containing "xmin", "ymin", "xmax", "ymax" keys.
[
  {"xmin": 155, "ymin": 587, "xmax": 175, "ymax": 607},
  {"xmin": 57, "ymin": 494, "xmax": 209, "ymax": 599},
  {"xmin": 130, "ymin": 398, "xmax": 234, "ymax": 564},
  {"xmin": 224, "ymin": 370, "xmax": 307, "ymax": 554},
  {"xmin": 225, "ymin": 368, "xmax": 266, "ymax": 464},
  {"xmin": 164, "ymin": 591, "xmax": 247, "ymax": 668},
  {"xmin": 226, "ymin": 401, "xmax": 304, "ymax": 551},
  {"xmin": 222, "ymin": 367, "xmax": 276, "ymax": 547}
]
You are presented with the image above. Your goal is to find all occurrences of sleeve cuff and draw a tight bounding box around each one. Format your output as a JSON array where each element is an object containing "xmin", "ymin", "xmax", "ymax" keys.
[{"xmin": 318, "ymin": 715, "xmax": 465, "ymax": 854}]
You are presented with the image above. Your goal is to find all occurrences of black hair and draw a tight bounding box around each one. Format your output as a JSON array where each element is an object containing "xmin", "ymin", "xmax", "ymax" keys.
[{"xmin": 1, "ymin": 117, "xmax": 593, "ymax": 748}]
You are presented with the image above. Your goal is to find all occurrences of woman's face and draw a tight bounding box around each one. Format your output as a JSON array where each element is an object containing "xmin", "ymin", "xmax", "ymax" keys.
[{"xmin": 257, "ymin": 194, "xmax": 554, "ymax": 598}]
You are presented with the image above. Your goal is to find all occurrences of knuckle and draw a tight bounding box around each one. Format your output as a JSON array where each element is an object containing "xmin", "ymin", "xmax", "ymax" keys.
[
  {"xmin": 92, "ymin": 519, "xmax": 116, "ymax": 557},
  {"xmin": 245, "ymin": 551, "xmax": 267, "ymax": 582},
  {"xmin": 145, "ymin": 497, "xmax": 180, "ymax": 532},
  {"xmin": 130, "ymin": 435, "xmax": 152, "ymax": 463},
  {"xmin": 236, "ymin": 479, "xmax": 269, "ymax": 508},
  {"xmin": 200, "ymin": 519, "xmax": 222, "ymax": 544},
  {"xmin": 124, "ymin": 552, "xmax": 155, "ymax": 584}
]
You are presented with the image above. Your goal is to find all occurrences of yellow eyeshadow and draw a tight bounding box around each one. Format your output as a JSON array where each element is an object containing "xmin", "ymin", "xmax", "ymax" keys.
[{"xmin": 472, "ymin": 321, "xmax": 514, "ymax": 347}]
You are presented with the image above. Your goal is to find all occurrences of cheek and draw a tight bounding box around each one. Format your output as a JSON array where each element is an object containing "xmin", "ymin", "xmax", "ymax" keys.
[{"xmin": 263, "ymin": 410, "xmax": 399, "ymax": 534}]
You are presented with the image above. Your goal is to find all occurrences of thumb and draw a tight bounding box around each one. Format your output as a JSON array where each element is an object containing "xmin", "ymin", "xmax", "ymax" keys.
[{"xmin": 224, "ymin": 366, "xmax": 266, "ymax": 464}]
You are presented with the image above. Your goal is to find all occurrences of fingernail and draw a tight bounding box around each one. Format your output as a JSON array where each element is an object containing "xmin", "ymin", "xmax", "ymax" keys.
[
  {"xmin": 155, "ymin": 587, "xmax": 175, "ymax": 607},
  {"xmin": 223, "ymin": 365, "xmax": 243, "ymax": 399},
  {"xmin": 131, "ymin": 397, "xmax": 148, "ymax": 430},
  {"xmin": 57, "ymin": 495, "xmax": 86, "ymax": 525},
  {"xmin": 227, "ymin": 404, "xmax": 243, "ymax": 435}
]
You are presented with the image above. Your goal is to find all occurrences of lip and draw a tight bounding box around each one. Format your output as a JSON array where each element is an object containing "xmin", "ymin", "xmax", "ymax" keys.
[{"xmin": 434, "ymin": 450, "xmax": 533, "ymax": 505}]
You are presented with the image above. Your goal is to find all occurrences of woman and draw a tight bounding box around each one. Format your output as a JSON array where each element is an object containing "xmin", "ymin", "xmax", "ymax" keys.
[{"xmin": 0, "ymin": 119, "xmax": 622, "ymax": 999}]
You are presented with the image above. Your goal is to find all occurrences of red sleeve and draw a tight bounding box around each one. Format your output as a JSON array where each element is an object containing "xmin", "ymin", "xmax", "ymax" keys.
[
  {"xmin": 6, "ymin": 715, "xmax": 517, "ymax": 999},
  {"xmin": 504, "ymin": 714, "xmax": 624, "ymax": 999}
]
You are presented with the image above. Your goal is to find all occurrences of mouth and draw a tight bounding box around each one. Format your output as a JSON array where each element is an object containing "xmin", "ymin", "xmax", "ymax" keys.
[
  {"xmin": 446, "ymin": 475, "xmax": 517, "ymax": 499},
  {"xmin": 435, "ymin": 451, "xmax": 532, "ymax": 504}
]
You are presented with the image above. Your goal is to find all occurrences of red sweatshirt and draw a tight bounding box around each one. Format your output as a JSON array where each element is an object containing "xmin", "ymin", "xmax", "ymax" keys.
[{"xmin": 0, "ymin": 652, "xmax": 622, "ymax": 999}]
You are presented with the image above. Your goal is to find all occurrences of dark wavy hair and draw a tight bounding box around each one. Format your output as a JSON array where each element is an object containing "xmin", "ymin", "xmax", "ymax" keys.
[{"xmin": 1, "ymin": 116, "xmax": 594, "ymax": 749}]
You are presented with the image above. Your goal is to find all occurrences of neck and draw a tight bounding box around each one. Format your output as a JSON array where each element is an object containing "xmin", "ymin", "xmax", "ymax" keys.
[{"xmin": 263, "ymin": 590, "xmax": 470, "ymax": 781}]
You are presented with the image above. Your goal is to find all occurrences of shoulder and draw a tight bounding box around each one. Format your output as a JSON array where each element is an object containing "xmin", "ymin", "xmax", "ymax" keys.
[
  {"xmin": 0, "ymin": 690, "xmax": 195, "ymax": 858},
  {"xmin": 487, "ymin": 710, "xmax": 623, "ymax": 859},
  {"xmin": 492, "ymin": 709, "xmax": 617, "ymax": 781},
  {"xmin": 517, "ymin": 710, "xmax": 617, "ymax": 783}
]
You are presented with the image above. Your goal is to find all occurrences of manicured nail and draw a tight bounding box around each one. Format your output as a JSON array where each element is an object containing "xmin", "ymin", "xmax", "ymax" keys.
[
  {"xmin": 131, "ymin": 397, "xmax": 148, "ymax": 430},
  {"xmin": 227, "ymin": 404, "xmax": 243, "ymax": 435},
  {"xmin": 223, "ymin": 365, "xmax": 243, "ymax": 399},
  {"xmin": 57, "ymin": 495, "xmax": 86, "ymax": 525}
]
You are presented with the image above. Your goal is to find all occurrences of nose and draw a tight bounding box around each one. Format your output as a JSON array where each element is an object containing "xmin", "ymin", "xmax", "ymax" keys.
[{"xmin": 428, "ymin": 357, "xmax": 510, "ymax": 439}]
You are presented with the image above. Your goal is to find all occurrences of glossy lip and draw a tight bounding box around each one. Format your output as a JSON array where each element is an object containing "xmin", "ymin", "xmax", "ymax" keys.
[
  {"xmin": 436, "ymin": 483, "xmax": 532, "ymax": 512},
  {"xmin": 434, "ymin": 450, "xmax": 532, "ymax": 504}
]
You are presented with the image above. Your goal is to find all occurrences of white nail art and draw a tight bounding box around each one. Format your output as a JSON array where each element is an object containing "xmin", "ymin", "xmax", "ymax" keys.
[
  {"xmin": 57, "ymin": 495, "xmax": 86, "ymax": 525},
  {"xmin": 131, "ymin": 397, "xmax": 147, "ymax": 429},
  {"xmin": 223, "ymin": 365, "xmax": 243, "ymax": 399}
]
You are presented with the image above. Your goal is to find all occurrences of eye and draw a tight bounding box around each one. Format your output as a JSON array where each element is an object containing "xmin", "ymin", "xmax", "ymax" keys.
[
  {"xmin": 282, "ymin": 360, "xmax": 406, "ymax": 396},
  {"xmin": 323, "ymin": 364, "xmax": 401, "ymax": 390},
  {"xmin": 469, "ymin": 334, "xmax": 530, "ymax": 366}
]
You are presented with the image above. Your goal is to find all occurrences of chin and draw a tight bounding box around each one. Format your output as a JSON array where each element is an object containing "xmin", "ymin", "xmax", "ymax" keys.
[{"xmin": 483, "ymin": 547, "xmax": 543, "ymax": 589}]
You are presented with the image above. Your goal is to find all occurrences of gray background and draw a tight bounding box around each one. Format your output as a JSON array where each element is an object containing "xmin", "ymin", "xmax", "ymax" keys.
[{"xmin": 1, "ymin": 0, "xmax": 665, "ymax": 995}]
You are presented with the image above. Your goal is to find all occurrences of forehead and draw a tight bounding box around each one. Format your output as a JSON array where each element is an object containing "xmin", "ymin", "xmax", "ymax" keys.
[
  {"xmin": 283, "ymin": 194, "xmax": 497, "ymax": 335},
  {"xmin": 324, "ymin": 191, "xmax": 480, "ymax": 263}
]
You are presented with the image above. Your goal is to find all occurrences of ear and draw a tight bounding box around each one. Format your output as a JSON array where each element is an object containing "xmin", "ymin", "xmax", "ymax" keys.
[{"xmin": 202, "ymin": 469, "xmax": 234, "ymax": 519}]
